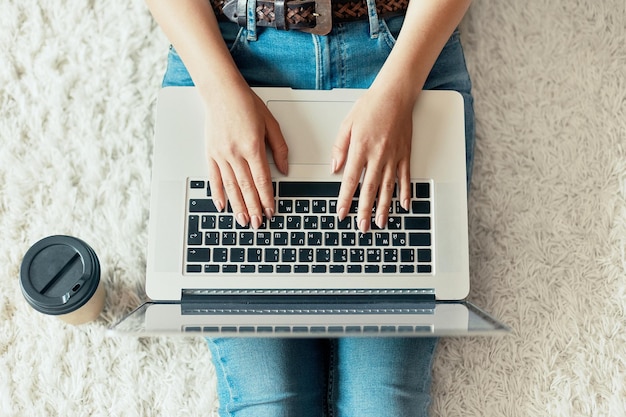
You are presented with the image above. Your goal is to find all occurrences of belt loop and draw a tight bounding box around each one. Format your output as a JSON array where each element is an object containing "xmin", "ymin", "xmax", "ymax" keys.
[
  {"xmin": 275, "ymin": 0, "xmax": 286, "ymax": 30},
  {"xmin": 245, "ymin": 0, "xmax": 258, "ymax": 41},
  {"xmin": 365, "ymin": 0, "xmax": 379, "ymax": 39}
]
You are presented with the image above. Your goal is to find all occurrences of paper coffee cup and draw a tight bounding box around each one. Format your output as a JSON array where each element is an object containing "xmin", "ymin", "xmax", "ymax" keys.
[{"xmin": 20, "ymin": 235, "xmax": 105, "ymax": 325}]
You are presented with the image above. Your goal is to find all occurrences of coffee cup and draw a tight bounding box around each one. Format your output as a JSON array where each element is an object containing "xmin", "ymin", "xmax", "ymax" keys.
[{"xmin": 20, "ymin": 235, "xmax": 105, "ymax": 325}]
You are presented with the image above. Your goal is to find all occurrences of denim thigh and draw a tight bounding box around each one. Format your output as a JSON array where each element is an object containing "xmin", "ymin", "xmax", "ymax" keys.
[{"xmin": 207, "ymin": 338, "xmax": 330, "ymax": 417}]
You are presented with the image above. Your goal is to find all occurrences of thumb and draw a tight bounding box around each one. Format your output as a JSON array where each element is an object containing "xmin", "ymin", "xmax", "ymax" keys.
[
  {"xmin": 331, "ymin": 121, "xmax": 351, "ymax": 174},
  {"xmin": 266, "ymin": 119, "xmax": 289, "ymax": 175}
]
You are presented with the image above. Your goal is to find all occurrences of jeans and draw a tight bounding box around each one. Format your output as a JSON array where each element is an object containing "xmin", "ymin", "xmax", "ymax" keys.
[{"xmin": 162, "ymin": 7, "xmax": 475, "ymax": 417}]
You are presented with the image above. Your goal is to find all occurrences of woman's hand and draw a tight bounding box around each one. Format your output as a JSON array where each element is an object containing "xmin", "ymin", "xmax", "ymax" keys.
[
  {"xmin": 331, "ymin": 86, "xmax": 415, "ymax": 233},
  {"xmin": 205, "ymin": 87, "xmax": 288, "ymax": 228}
]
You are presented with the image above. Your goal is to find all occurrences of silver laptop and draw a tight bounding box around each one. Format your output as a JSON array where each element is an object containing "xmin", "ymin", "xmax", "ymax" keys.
[{"xmin": 111, "ymin": 86, "xmax": 508, "ymax": 337}]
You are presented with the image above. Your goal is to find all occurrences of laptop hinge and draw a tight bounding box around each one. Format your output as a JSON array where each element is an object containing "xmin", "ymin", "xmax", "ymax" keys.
[{"xmin": 180, "ymin": 289, "xmax": 436, "ymax": 315}]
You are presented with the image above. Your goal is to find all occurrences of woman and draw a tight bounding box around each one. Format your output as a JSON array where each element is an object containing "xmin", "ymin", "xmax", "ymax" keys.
[{"xmin": 146, "ymin": 0, "xmax": 475, "ymax": 415}]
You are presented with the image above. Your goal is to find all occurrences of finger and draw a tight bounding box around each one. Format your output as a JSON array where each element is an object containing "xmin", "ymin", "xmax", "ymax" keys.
[
  {"xmin": 230, "ymin": 160, "xmax": 266, "ymax": 229},
  {"xmin": 218, "ymin": 161, "xmax": 250, "ymax": 227},
  {"xmin": 356, "ymin": 164, "xmax": 384, "ymax": 233},
  {"xmin": 397, "ymin": 156, "xmax": 412, "ymax": 211},
  {"xmin": 265, "ymin": 116, "xmax": 289, "ymax": 176},
  {"xmin": 247, "ymin": 147, "xmax": 276, "ymax": 223},
  {"xmin": 375, "ymin": 165, "xmax": 397, "ymax": 229},
  {"xmin": 336, "ymin": 157, "xmax": 365, "ymax": 223},
  {"xmin": 207, "ymin": 158, "xmax": 225, "ymax": 212},
  {"xmin": 331, "ymin": 119, "xmax": 352, "ymax": 174}
]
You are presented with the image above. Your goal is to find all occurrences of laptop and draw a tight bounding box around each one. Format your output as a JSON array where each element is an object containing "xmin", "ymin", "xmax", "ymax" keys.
[{"xmin": 111, "ymin": 86, "xmax": 509, "ymax": 337}]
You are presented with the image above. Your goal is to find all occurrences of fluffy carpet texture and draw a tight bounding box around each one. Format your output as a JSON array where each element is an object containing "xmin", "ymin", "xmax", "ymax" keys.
[{"xmin": 1, "ymin": 0, "xmax": 624, "ymax": 416}]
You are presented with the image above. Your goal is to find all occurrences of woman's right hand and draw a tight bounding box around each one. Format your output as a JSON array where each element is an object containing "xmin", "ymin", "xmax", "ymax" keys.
[{"xmin": 204, "ymin": 86, "xmax": 289, "ymax": 229}]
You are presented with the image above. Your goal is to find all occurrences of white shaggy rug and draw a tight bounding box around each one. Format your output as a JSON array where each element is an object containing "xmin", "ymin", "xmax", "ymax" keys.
[{"xmin": 1, "ymin": 0, "xmax": 625, "ymax": 416}]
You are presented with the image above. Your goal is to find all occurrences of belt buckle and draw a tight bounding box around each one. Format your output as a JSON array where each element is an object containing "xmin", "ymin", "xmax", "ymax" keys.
[{"xmin": 300, "ymin": 0, "xmax": 332, "ymax": 35}]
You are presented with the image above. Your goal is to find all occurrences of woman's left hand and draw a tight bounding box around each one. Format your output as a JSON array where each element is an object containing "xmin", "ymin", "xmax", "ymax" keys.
[{"xmin": 331, "ymin": 86, "xmax": 417, "ymax": 233}]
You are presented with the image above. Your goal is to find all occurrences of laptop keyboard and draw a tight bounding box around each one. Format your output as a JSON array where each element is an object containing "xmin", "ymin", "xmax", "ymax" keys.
[{"xmin": 185, "ymin": 179, "xmax": 434, "ymax": 275}]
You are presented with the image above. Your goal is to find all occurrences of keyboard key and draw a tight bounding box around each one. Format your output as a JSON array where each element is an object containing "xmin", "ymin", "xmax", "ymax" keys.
[
  {"xmin": 239, "ymin": 232, "xmax": 254, "ymax": 245},
  {"xmin": 230, "ymin": 248, "xmax": 245, "ymax": 262},
  {"xmin": 240, "ymin": 265, "xmax": 255, "ymax": 273},
  {"xmin": 417, "ymin": 265, "xmax": 432, "ymax": 273},
  {"xmin": 324, "ymin": 232, "xmax": 339, "ymax": 246},
  {"xmin": 400, "ymin": 265, "xmax": 414, "ymax": 273},
  {"xmin": 405, "ymin": 217, "xmax": 430, "ymax": 230},
  {"xmin": 350, "ymin": 249, "xmax": 364, "ymax": 262},
  {"xmin": 312, "ymin": 200, "xmax": 326, "ymax": 213},
  {"xmin": 205, "ymin": 264, "xmax": 219, "ymax": 273},
  {"xmin": 286, "ymin": 216, "xmax": 301, "ymax": 229},
  {"xmin": 412, "ymin": 201, "xmax": 431, "ymax": 214},
  {"xmin": 247, "ymin": 248, "xmax": 262, "ymax": 262},
  {"xmin": 186, "ymin": 264, "xmax": 202, "ymax": 273},
  {"xmin": 295, "ymin": 200, "xmax": 310, "ymax": 213},
  {"xmin": 213, "ymin": 248, "xmax": 228, "ymax": 262},
  {"xmin": 294, "ymin": 265, "xmax": 309, "ymax": 273},
  {"xmin": 382, "ymin": 265, "xmax": 397, "ymax": 273},
  {"xmin": 190, "ymin": 180, "xmax": 205, "ymax": 189},
  {"xmin": 417, "ymin": 249, "xmax": 432, "ymax": 263},
  {"xmin": 222, "ymin": 232, "xmax": 236, "ymax": 245},
  {"xmin": 416, "ymin": 182, "xmax": 430, "ymax": 198},
  {"xmin": 342, "ymin": 232, "xmax": 356, "ymax": 246},
  {"xmin": 279, "ymin": 181, "xmax": 341, "ymax": 197},
  {"xmin": 290, "ymin": 232, "xmax": 305, "ymax": 246},
  {"xmin": 189, "ymin": 215, "xmax": 200, "ymax": 233},
  {"xmin": 205, "ymin": 232, "xmax": 219, "ymax": 245},
  {"xmin": 276, "ymin": 265, "xmax": 292, "ymax": 273},
  {"xmin": 299, "ymin": 248, "xmax": 314, "ymax": 262},
  {"xmin": 307, "ymin": 232, "xmax": 322, "ymax": 246},
  {"xmin": 365, "ymin": 265, "xmax": 379, "ymax": 273},
  {"xmin": 333, "ymin": 248, "xmax": 348, "ymax": 262},
  {"xmin": 188, "ymin": 232, "xmax": 203, "ymax": 246},
  {"xmin": 222, "ymin": 265, "xmax": 237, "ymax": 273},
  {"xmin": 187, "ymin": 248, "xmax": 210, "ymax": 262},
  {"xmin": 359, "ymin": 233, "xmax": 373, "ymax": 246},
  {"xmin": 269, "ymin": 216, "xmax": 285, "ymax": 229},
  {"xmin": 409, "ymin": 233, "xmax": 431, "ymax": 247},
  {"xmin": 330, "ymin": 265, "xmax": 345, "ymax": 273},
  {"xmin": 384, "ymin": 249, "xmax": 398, "ymax": 262},
  {"xmin": 395, "ymin": 201, "xmax": 409, "ymax": 214},
  {"xmin": 387, "ymin": 217, "xmax": 402, "ymax": 229},
  {"xmin": 303, "ymin": 216, "xmax": 319, "ymax": 229},
  {"xmin": 282, "ymin": 248, "xmax": 296, "ymax": 262},
  {"xmin": 312, "ymin": 265, "xmax": 327, "ymax": 273},
  {"xmin": 337, "ymin": 217, "xmax": 352, "ymax": 229},
  {"xmin": 366, "ymin": 249, "xmax": 381, "ymax": 263},
  {"xmin": 278, "ymin": 200, "xmax": 293, "ymax": 213},
  {"xmin": 273, "ymin": 232, "xmax": 288, "ymax": 245},
  {"xmin": 375, "ymin": 232, "xmax": 390, "ymax": 246},
  {"xmin": 201, "ymin": 215, "xmax": 216, "ymax": 229},
  {"xmin": 265, "ymin": 248, "xmax": 280, "ymax": 262},
  {"xmin": 320, "ymin": 216, "xmax": 335, "ymax": 229},
  {"xmin": 316, "ymin": 248, "xmax": 331, "ymax": 262},
  {"xmin": 392, "ymin": 232, "xmax": 406, "ymax": 246},
  {"xmin": 258, "ymin": 265, "xmax": 274, "ymax": 273},
  {"xmin": 189, "ymin": 199, "xmax": 219, "ymax": 213},
  {"xmin": 256, "ymin": 232, "xmax": 272, "ymax": 245},
  {"xmin": 347, "ymin": 265, "xmax": 362, "ymax": 273},
  {"xmin": 218, "ymin": 215, "xmax": 233, "ymax": 229},
  {"xmin": 401, "ymin": 248, "xmax": 415, "ymax": 263}
]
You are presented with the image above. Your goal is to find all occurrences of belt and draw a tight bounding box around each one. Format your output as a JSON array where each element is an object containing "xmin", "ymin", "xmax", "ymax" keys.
[{"xmin": 211, "ymin": 0, "xmax": 409, "ymax": 35}]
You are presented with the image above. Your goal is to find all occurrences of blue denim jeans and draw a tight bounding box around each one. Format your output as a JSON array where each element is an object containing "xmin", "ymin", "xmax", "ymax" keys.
[{"xmin": 162, "ymin": 10, "xmax": 474, "ymax": 417}]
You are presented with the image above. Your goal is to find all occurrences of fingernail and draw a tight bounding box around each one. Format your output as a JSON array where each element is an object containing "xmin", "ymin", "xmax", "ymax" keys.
[
  {"xmin": 376, "ymin": 214, "xmax": 386, "ymax": 229},
  {"xmin": 214, "ymin": 200, "xmax": 224, "ymax": 212},
  {"xmin": 402, "ymin": 199, "xmax": 410, "ymax": 211},
  {"xmin": 330, "ymin": 159, "xmax": 337, "ymax": 174},
  {"xmin": 236, "ymin": 212, "xmax": 249, "ymax": 227},
  {"xmin": 359, "ymin": 218, "xmax": 369, "ymax": 233},
  {"xmin": 251, "ymin": 215, "xmax": 262, "ymax": 229},
  {"xmin": 338, "ymin": 207, "xmax": 347, "ymax": 221},
  {"xmin": 264, "ymin": 207, "xmax": 274, "ymax": 220}
]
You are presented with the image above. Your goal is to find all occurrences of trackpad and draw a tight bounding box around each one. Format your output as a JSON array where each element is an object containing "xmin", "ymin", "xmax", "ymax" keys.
[{"xmin": 267, "ymin": 100, "xmax": 354, "ymax": 165}]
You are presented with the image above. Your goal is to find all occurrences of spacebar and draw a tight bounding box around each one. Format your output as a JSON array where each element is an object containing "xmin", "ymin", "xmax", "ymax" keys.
[{"xmin": 279, "ymin": 182, "xmax": 342, "ymax": 197}]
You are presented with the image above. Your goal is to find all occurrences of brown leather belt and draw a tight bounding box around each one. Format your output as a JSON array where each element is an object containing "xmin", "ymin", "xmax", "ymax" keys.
[{"xmin": 211, "ymin": 0, "xmax": 409, "ymax": 35}]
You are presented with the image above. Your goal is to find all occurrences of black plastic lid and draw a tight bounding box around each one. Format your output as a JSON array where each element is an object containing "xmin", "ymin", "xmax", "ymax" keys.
[{"xmin": 20, "ymin": 235, "xmax": 101, "ymax": 315}]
